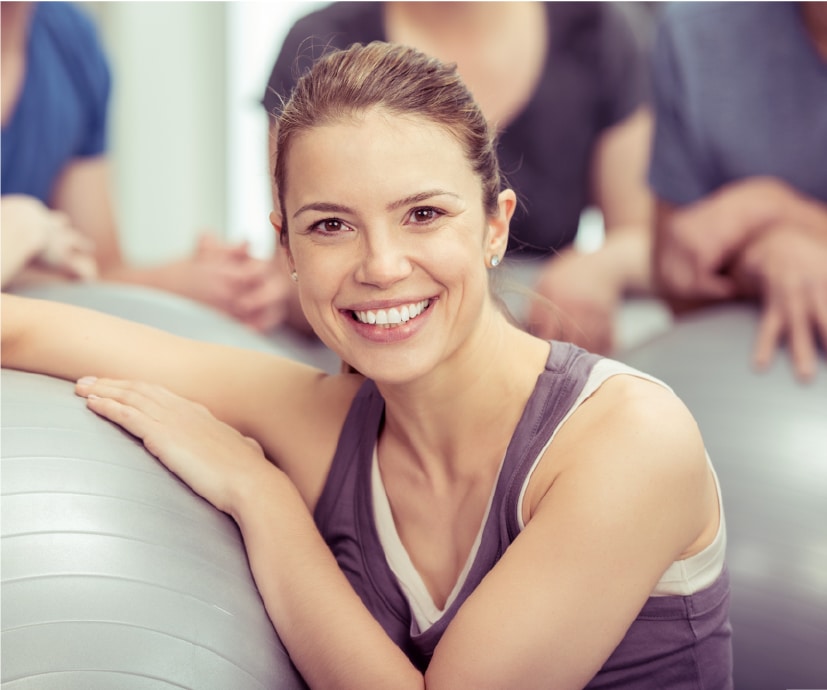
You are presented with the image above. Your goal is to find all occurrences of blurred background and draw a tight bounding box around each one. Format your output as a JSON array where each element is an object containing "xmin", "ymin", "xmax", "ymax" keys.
[{"xmin": 82, "ymin": 1, "xmax": 327, "ymax": 266}]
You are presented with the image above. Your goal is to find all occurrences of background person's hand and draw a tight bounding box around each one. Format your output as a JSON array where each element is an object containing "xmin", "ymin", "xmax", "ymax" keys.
[
  {"xmin": 229, "ymin": 258, "xmax": 293, "ymax": 333},
  {"xmin": 193, "ymin": 234, "xmax": 291, "ymax": 332},
  {"xmin": 732, "ymin": 225, "xmax": 827, "ymax": 382},
  {"xmin": 1, "ymin": 194, "xmax": 98, "ymax": 287},
  {"xmin": 655, "ymin": 177, "xmax": 815, "ymax": 302},
  {"xmin": 526, "ymin": 249, "xmax": 618, "ymax": 354}
]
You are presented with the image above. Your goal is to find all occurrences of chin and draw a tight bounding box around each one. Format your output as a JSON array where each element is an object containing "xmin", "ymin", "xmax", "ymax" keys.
[{"xmin": 345, "ymin": 347, "xmax": 436, "ymax": 385}]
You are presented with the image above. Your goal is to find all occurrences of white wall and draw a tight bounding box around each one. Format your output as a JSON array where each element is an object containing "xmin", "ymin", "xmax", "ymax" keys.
[
  {"xmin": 84, "ymin": 1, "xmax": 325, "ymax": 265},
  {"xmin": 226, "ymin": 1, "xmax": 327, "ymax": 258}
]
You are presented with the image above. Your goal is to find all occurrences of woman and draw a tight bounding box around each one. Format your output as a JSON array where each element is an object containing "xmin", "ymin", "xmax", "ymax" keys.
[{"xmin": 2, "ymin": 42, "xmax": 731, "ymax": 688}]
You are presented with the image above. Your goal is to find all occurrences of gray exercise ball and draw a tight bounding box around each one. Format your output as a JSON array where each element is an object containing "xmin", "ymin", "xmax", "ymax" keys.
[
  {"xmin": 2, "ymin": 284, "xmax": 314, "ymax": 689},
  {"xmin": 619, "ymin": 303, "xmax": 827, "ymax": 690},
  {"xmin": 1, "ymin": 370, "xmax": 308, "ymax": 690}
]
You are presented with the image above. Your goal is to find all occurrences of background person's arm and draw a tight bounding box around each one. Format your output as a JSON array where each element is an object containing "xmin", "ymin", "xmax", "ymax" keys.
[
  {"xmin": 526, "ymin": 107, "xmax": 654, "ymax": 353},
  {"xmin": 48, "ymin": 155, "xmax": 289, "ymax": 329},
  {"xmin": 654, "ymin": 176, "xmax": 827, "ymax": 301},
  {"xmin": 1, "ymin": 194, "xmax": 97, "ymax": 288}
]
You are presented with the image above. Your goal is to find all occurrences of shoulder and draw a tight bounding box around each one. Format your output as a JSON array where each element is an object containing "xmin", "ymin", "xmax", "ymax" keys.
[
  {"xmin": 34, "ymin": 2, "xmax": 107, "ymax": 60},
  {"xmin": 573, "ymin": 373, "xmax": 708, "ymax": 505},
  {"xmin": 247, "ymin": 367, "xmax": 367, "ymax": 510},
  {"xmin": 526, "ymin": 370, "xmax": 707, "ymax": 524},
  {"xmin": 32, "ymin": 2, "xmax": 110, "ymax": 95}
]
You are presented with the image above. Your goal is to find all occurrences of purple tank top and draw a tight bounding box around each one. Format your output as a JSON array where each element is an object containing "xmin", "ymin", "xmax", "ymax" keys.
[{"xmin": 313, "ymin": 341, "xmax": 733, "ymax": 686}]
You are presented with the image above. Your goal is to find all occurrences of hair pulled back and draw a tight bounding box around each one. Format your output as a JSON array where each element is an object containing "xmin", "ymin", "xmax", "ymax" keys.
[{"xmin": 274, "ymin": 41, "xmax": 503, "ymax": 244}]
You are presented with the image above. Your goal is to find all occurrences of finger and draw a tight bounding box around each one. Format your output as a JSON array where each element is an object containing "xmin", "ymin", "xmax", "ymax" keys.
[
  {"xmin": 813, "ymin": 288, "xmax": 827, "ymax": 358},
  {"xmin": 696, "ymin": 275, "xmax": 738, "ymax": 300},
  {"xmin": 63, "ymin": 253, "xmax": 99, "ymax": 281},
  {"xmin": 84, "ymin": 392, "xmax": 161, "ymax": 453},
  {"xmin": 785, "ymin": 287, "xmax": 819, "ymax": 382},
  {"xmin": 752, "ymin": 302, "xmax": 784, "ymax": 372},
  {"xmin": 75, "ymin": 377, "xmax": 169, "ymax": 419}
]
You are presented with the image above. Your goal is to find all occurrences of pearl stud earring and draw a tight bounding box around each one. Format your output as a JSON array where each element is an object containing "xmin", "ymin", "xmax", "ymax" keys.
[
  {"xmin": 290, "ymin": 271, "xmax": 298, "ymax": 282},
  {"xmin": 490, "ymin": 255, "xmax": 501, "ymax": 268}
]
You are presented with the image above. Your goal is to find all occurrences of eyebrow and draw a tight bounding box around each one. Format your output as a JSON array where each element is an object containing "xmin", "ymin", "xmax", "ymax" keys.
[{"xmin": 292, "ymin": 189, "xmax": 460, "ymax": 219}]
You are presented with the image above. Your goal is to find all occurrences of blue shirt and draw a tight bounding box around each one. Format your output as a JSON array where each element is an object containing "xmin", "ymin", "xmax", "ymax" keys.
[
  {"xmin": 1, "ymin": 2, "xmax": 111, "ymax": 204},
  {"xmin": 648, "ymin": 2, "xmax": 827, "ymax": 205}
]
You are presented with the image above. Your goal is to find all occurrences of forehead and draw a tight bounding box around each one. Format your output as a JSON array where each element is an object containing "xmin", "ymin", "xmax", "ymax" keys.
[{"xmin": 283, "ymin": 109, "xmax": 479, "ymax": 205}]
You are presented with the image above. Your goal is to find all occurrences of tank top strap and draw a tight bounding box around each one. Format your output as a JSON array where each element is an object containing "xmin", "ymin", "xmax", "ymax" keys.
[
  {"xmin": 496, "ymin": 341, "xmax": 602, "ymax": 540},
  {"xmin": 313, "ymin": 378, "xmax": 384, "ymax": 529}
]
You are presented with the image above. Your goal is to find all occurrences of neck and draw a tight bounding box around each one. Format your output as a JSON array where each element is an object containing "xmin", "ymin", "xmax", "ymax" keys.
[
  {"xmin": 388, "ymin": 1, "xmax": 538, "ymax": 37},
  {"xmin": 377, "ymin": 315, "xmax": 547, "ymax": 481},
  {"xmin": 802, "ymin": 2, "xmax": 827, "ymax": 59}
]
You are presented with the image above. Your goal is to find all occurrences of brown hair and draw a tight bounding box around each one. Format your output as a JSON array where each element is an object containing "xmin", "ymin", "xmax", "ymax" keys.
[{"xmin": 274, "ymin": 41, "xmax": 503, "ymax": 245}]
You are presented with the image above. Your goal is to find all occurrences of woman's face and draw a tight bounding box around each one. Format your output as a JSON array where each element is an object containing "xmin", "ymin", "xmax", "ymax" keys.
[{"xmin": 280, "ymin": 109, "xmax": 512, "ymax": 384}]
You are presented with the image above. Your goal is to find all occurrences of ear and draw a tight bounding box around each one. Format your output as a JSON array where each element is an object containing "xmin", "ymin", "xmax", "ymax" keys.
[
  {"xmin": 270, "ymin": 210, "xmax": 295, "ymax": 271},
  {"xmin": 485, "ymin": 189, "xmax": 516, "ymax": 261}
]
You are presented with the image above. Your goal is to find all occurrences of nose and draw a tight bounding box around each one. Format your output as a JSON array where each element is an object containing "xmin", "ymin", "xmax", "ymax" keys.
[{"xmin": 354, "ymin": 229, "xmax": 414, "ymax": 288}]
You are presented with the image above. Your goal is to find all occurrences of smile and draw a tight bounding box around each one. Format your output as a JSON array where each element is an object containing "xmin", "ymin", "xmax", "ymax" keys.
[{"xmin": 352, "ymin": 299, "xmax": 431, "ymax": 327}]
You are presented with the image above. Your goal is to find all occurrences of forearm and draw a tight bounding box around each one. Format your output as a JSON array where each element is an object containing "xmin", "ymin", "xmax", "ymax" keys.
[
  {"xmin": 776, "ymin": 186, "xmax": 827, "ymax": 238},
  {"xmin": 0, "ymin": 294, "xmax": 97, "ymax": 379},
  {"xmin": 99, "ymin": 261, "xmax": 185, "ymax": 293},
  {"xmin": 233, "ymin": 471, "xmax": 424, "ymax": 690},
  {"xmin": 589, "ymin": 224, "xmax": 653, "ymax": 296}
]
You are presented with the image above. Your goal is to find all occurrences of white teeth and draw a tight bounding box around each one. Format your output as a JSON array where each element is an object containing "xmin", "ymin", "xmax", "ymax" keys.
[{"xmin": 354, "ymin": 299, "xmax": 430, "ymax": 326}]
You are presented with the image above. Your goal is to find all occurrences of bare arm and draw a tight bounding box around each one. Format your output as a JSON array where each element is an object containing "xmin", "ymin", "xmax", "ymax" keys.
[
  {"xmin": 589, "ymin": 105, "xmax": 655, "ymax": 295},
  {"xmin": 0, "ymin": 293, "xmax": 349, "ymax": 501},
  {"xmin": 50, "ymin": 156, "xmax": 122, "ymax": 270},
  {"xmin": 654, "ymin": 176, "xmax": 827, "ymax": 303},
  {"xmin": 48, "ymin": 156, "xmax": 287, "ymax": 326},
  {"xmin": 527, "ymin": 107, "xmax": 655, "ymax": 352}
]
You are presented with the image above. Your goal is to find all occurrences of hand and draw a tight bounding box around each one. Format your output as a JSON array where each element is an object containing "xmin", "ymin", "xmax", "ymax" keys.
[
  {"xmin": 526, "ymin": 250, "xmax": 618, "ymax": 354},
  {"xmin": 1, "ymin": 194, "xmax": 98, "ymax": 286},
  {"xmin": 75, "ymin": 376, "xmax": 272, "ymax": 515},
  {"xmin": 731, "ymin": 226, "xmax": 827, "ymax": 382},
  {"xmin": 228, "ymin": 258, "xmax": 293, "ymax": 333},
  {"xmin": 656, "ymin": 178, "xmax": 797, "ymax": 300},
  {"xmin": 193, "ymin": 234, "xmax": 292, "ymax": 332}
]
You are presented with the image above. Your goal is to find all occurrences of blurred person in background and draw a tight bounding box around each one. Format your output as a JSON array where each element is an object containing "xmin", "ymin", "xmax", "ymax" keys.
[
  {"xmin": 263, "ymin": 1, "xmax": 660, "ymax": 354},
  {"xmin": 649, "ymin": 2, "xmax": 827, "ymax": 382},
  {"xmin": 1, "ymin": 1, "xmax": 288, "ymax": 332}
]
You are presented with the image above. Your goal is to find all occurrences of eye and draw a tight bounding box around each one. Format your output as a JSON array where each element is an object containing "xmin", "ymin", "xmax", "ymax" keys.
[
  {"xmin": 407, "ymin": 207, "xmax": 444, "ymax": 225},
  {"xmin": 308, "ymin": 218, "xmax": 352, "ymax": 235}
]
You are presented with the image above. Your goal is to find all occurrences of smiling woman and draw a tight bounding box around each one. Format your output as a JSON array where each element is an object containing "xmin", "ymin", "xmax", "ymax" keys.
[
  {"xmin": 274, "ymin": 104, "xmax": 513, "ymax": 374},
  {"xmin": 1, "ymin": 42, "xmax": 732, "ymax": 689}
]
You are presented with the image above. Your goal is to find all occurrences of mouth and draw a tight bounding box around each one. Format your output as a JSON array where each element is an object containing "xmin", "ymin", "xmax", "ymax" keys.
[{"xmin": 349, "ymin": 299, "xmax": 432, "ymax": 328}]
